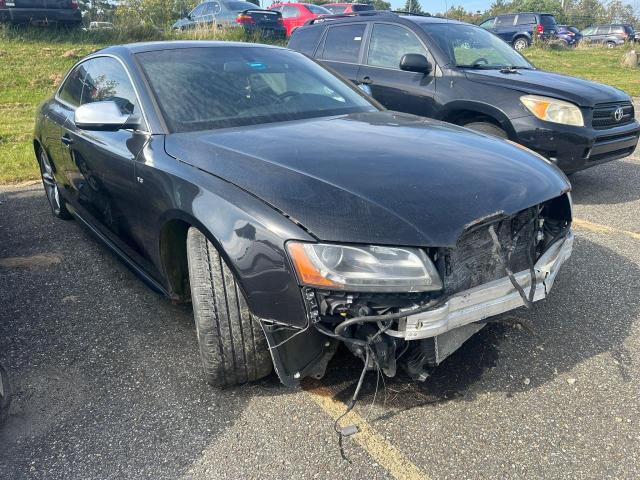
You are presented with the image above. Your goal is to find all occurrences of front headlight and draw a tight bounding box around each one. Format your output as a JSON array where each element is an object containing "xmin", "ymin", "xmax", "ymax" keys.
[
  {"xmin": 520, "ymin": 95, "xmax": 584, "ymax": 127},
  {"xmin": 287, "ymin": 242, "xmax": 442, "ymax": 292}
]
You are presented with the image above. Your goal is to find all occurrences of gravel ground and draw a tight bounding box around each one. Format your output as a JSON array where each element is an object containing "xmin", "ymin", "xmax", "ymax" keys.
[{"xmin": 1, "ymin": 151, "xmax": 639, "ymax": 479}]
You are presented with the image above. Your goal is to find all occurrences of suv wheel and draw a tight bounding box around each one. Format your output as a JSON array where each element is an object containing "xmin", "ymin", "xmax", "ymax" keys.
[
  {"xmin": 463, "ymin": 121, "xmax": 508, "ymax": 139},
  {"xmin": 186, "ymin": 228, "xmax": 273, "ymax": 386},
  {"xmin": 606, "ymin": 41, "xmax": 616, "ymax": 48},
  {"xmin": 513, "ymin": 37, "xmax": 530, "ymax": 51}
]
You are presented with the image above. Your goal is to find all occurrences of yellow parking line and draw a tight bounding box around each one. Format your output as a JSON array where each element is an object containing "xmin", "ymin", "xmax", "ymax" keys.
[
  {"xmin": 304, "ymin": 383, "xmax": 430, "ymax": 480},
  {"xmin": 573, "ymin": 218, "xmax": 640, "ymax": 241}
]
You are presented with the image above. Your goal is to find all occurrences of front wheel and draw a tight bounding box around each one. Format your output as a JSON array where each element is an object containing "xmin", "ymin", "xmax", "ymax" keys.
[
  {"xmin": 463, "ymin": 121, "xmax": 508, "ymax": 139},
  {"xmin": 513, "ymin": 37, "xmax": 530, "ymax": 51},
  {"xmin": 186, "ymin": 228, "xmax": 273, "ymax": 386},
  {"xmin": 38, "ymin": 147, "xmax": 72, "ymax": 220}
]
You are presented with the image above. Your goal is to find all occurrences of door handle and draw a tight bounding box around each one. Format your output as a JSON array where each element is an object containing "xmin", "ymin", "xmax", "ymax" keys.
[
  {"xmin": 360, "ymin": 76, "xmax": 372, "ymax": 85},
  {"xmin": 60, "ymin": 136, "xmax": 73, "ymax": 147}
]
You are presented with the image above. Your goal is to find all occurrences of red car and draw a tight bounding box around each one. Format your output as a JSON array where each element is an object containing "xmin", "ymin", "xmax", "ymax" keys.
[
  {"xmin": 268, "ymin": 2, "xmax": 331, "ymax": 36},
  {"xmin": 322, "ymin": 3, "xmax": 376, "ymax": 14}
]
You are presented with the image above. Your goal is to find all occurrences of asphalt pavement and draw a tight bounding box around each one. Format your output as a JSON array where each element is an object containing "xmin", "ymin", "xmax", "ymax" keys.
[{"xmin": 1, "ymin": 151, "xmax": 639, "ymax": 479}]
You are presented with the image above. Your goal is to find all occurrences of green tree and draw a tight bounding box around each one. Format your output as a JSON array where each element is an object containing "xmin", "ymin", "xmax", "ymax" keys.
[{"xmin": 402, "ymin": 0, "xmax": 424, "ymax": 14}]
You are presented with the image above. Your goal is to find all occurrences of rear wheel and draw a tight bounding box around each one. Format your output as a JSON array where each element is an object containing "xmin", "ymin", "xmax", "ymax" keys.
[
  {"xmin": 0, "ymin": 364, "xmax": 11, "ymax": 426},
  {"xmin": 38, "ymin": 147, "xmax": 72, "ymax": 220},
  {"xmin": 186, "ymin": 228, "xmax": 273, "ymax": 386},
  {"xmin": 463, "ymin": 121, "xmax": 509, "ymax": 139},
  {"xmin": 513, "ymin": 37, "xmax": 530, "ymax": 51},
  {"xmin": 606, "ymin": 41, "xmax": 616, "ymax": 48}
]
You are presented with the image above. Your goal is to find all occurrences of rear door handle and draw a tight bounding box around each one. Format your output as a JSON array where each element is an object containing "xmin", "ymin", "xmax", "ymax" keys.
[
  {"xmin": 360, "ymin": 76, "xmax": 372, "ymax": 85},
  {"xmin": 60, "ymin": 136, "xmax": 73, "ymax": 147}
]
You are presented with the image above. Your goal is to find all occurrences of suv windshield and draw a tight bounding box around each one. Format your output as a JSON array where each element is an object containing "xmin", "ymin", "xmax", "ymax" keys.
[
  {"xmin": 420, "ymin": 23, "xmax": 532, "ymax": 69},
  {"xmin": 137, "ymin": 47, "xmax": 376, "ymax": 133}
]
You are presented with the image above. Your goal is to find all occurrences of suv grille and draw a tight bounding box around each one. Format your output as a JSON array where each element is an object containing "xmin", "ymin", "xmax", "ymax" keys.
[
  {"xmin": 443, "ymin": 208, "xmax": 536, "ymax": 295},
  {"xmin": 592, "ymin": 101, "xmax": 634, "ymax": 129}
]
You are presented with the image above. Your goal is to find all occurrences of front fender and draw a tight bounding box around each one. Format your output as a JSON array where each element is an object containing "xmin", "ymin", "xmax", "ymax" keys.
[{"xmin": 439, "ymin": 100, "xmax": 518, "ymax": 139}]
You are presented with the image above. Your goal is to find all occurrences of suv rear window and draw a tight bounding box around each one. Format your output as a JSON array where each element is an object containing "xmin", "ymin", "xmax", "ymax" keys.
[
  {"xmin": 288, "ymin": 27, "xmax": 324, "ymax": 56},
  {"xmin": 320, "ymin": 24, "xmax": 365, "ymax": 63},
  {"xmin": 540, "ymin": 14, "xmax": 557, "ymax": 28}
]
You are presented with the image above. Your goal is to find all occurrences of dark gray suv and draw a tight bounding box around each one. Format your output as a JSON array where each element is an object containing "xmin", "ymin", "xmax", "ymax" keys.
[{"xmin": 580, "ymin": 24, "xmax": 636, "ymax": 47}]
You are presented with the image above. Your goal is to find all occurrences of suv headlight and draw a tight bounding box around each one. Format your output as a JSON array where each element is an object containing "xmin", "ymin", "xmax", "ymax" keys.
[
  {"xmin": 287, "ymin": 242, "xmax": 442, "ymax": 292},
  {"xmin": 520, "ymin": 95, "xmax": 584, "ymax": 127}
]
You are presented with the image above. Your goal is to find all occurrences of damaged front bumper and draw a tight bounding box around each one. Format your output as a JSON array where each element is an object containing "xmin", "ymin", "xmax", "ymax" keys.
[{"xmin": 386, "ymin": 231, "xmax": 574, "ymax": 341}]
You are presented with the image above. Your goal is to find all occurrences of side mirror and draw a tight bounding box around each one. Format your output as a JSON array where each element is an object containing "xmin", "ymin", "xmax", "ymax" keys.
[
  {"xmin": 399, "ymin": 53, "xmax": 432, "ymax": 74},
  {"xmin": 74, "ymin": 101, "xmax": 138, "ymax": 131}
]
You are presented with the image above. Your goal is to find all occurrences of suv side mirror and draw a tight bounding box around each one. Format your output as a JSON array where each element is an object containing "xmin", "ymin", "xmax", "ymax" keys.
[
  {"xmin": 399, "ymin": 54, "xmax": 432, "ymax": 74},
  {"xmin": 74, "ymin": 101, "xmax": 139, "ymax": 131}
]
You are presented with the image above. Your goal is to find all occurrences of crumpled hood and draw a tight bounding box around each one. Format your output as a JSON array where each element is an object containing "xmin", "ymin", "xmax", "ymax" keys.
[
  {"xmin": 165, "ymin": 111, "xmax": 570, "ymax": 247},
  {"xmin": 465, "ymin": 68, "xmax": 630, "ymax": 108}
]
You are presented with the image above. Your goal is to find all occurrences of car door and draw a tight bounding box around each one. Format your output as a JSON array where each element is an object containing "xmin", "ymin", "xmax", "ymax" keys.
[
  {"xmin": 594, "ymin": 26, "xmax": 610, "ymax": 43},
  {"xmin": 494, "ymin": 14, "xmax": 516, "ymax": 42},
  {"xmin": 317, "ymin": 23, "xmax": 367, "ymax": 83},
  {"xmin": 356, "ymin": 22, "xmax": 437, "ymax": 117},
  {"xmin": 61, "ymin": 56, "xmax": 150, "ymax": 261},
  {"xmin": 581, "ymin": 26, "xmax": 595, "ymax": 43},
  {"xmin": 281, "ymin": 5, "xmax": 300, "ymax": 35}
]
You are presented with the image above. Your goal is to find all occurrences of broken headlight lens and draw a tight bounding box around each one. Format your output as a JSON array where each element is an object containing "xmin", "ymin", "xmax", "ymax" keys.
[
  {"xmin": 287, "ymin": 242, "xmax": 443, "ymax": 292},
  {"xmin": 520, "ymin": 95, "xmax": 584, "ymax": 127}
]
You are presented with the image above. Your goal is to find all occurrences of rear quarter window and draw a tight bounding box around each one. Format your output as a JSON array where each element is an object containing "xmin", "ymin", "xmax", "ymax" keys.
[
  {"xmin": 516, "ymin": 14, "xmax": 536, "ymax": 25},
  {"xmin": 540, "ymin": 15, "xmax": 557, "ymax": 27},
  {"xmin": 288, "ymin": 27, "xmax": 324, "ymax": 56}
]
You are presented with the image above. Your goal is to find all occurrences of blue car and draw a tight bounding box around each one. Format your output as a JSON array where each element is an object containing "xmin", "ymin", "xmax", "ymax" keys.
[
  {"xmin": 557, "ymin": 25, "xmax": 582, "ymax": 46},
  {"xmin": 479, "ymin": 12, "xmax": 558, "ymax": 50}
]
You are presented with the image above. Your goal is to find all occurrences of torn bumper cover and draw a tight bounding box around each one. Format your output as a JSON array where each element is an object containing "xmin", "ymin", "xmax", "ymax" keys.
[{"xmin": 386, "ymin": 231, "xmax": 574, "ymax": 341}]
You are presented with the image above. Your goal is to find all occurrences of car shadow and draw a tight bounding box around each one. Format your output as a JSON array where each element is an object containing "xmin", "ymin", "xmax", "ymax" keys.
[
  {"xmin": 311, "ymin": 235, "xmax": 637, "ymax": 422},
  {"xmin": 569, "ymin": 157, "xmax": 640, "ymax": 205}
]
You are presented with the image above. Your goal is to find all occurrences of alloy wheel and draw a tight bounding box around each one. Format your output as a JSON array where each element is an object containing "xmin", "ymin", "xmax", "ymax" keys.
[
  {"xmin": 514, "ymin": 39, "xmax": 528, "ymax": 51},
  {"xmin": 39, "ymin": 149, "xmax": 62, "ymax": 215}
]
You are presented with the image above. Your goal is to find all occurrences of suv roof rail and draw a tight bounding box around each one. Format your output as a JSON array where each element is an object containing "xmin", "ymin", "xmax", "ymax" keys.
[
  {"xmin": 390, "ymin": 10, "xmax": 431, "ymax": 17},
  {"xmin": 305, "ymin": 10, "xmax": 394, "ymax": 25}
]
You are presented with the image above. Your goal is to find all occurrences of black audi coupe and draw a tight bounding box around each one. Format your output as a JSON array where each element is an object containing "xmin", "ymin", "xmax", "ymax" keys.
[{"xmin": 34, "ymin": 42, "xmax": 574, "ymax": 388}]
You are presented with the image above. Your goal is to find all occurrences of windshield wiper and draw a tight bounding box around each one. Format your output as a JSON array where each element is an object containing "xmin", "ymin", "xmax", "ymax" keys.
[{"xmin": 456, "ymin": 64, "xmax": 500, "ymax": 70}]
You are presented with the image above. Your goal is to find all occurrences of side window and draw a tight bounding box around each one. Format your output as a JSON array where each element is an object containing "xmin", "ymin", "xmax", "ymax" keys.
[
  {"xmin": 288, "ymin": 27, "xmax": 325, "ymax": 56},
  {"xmin": 367, "ymin": 24, "xmax": 427, "ymax": 70},
  {"xmin": 582, "ymin": 27, "xmax": 595, "ymax": 35},
  {"xmin": 282, "ymin": 5, "xmax": 298, "ymax": 18},
  {"xmin": 495, "ymin": 14, "xmax": 516, "ymax": 27},
  {"xmin": 58, "ymin": 63, "xmax": 87, "ymax": 107},
  {"xmin": 190, "ymin": 3, "xmax": 207, "ymax": 18},
  {"xmin": 80, "ymin": 57, "xmax": 138, "ymax": 116},
  {"xmin": 611, "ymin": 26, "xmax": 624, "ymax": 34},
  {"xmin": 210, "ymin": 1, "xmax": 221, "ymax": 14},
  {"xmin": 596, "ymin": 26, "xmax": 610, "ymax": 35},
  {"xmin": 479, "ymin": 18, "xmax": 494, "ymax": 28},
  {"xmin": 516, "ymin": 14, "xmax": 535, "ymax": 25},
  {"xmin": 202, "ymin": 3, "xmax": 214, "ymax": 15},
  {"xmin": 321, "ymin": 24, "xmax": 366, "ymax": 63}
]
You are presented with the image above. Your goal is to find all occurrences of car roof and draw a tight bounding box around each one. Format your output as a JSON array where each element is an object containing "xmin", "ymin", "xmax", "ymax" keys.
[
  {"xmin": 99, "ymin": 41, "xmax": 283, "ymax": 56},
  {"xmin": 305, "ymin": 12, "xmax": 467, "ymax": 26}
]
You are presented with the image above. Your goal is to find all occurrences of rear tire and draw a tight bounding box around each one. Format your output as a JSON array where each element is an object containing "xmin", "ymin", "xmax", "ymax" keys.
[
  {"xmin": 463, "ymin": 121, "xmax": 509, "ymax": 139},
  {"xmin": 606, "ymin": 41, "xmax": 616, "ymax": 48},
  {"xmin": 513, "ymin": 37, "xmax": 530, "ymax": 51},
  {"xmin": 0, "ymin": 364, "xmax": 11, "ymax": 426},
  {"xmin": 186, "ymin": 228, "xmax": 273, "ymax": 386}
]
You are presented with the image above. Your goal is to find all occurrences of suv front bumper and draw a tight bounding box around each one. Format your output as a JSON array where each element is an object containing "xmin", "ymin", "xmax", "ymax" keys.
[
  {"xmin": 386, "ymin": 231, "xmax": 574, "ymax": 340},
  {"xmin": 511, "ymin": 116, "xmax": 639, "ymax": 173}
]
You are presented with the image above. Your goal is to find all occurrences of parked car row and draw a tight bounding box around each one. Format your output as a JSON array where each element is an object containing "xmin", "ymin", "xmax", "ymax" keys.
[{"xmin": 479, "ymin": 12, "xmax": 637, "ymax": 50}]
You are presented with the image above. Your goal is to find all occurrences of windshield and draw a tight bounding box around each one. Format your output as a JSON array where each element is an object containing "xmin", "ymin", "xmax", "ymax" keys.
[
  {"xmin": 136, "ymin": 47, "xmax": 376, "ymax": 133},
  {"xmin": 420, "ymin": 23, "xmax": 532, "ymax": 69}
]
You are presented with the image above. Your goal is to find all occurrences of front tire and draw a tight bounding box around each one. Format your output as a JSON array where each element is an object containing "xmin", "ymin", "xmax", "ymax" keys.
[
  {"xmin": 463, "ymin": 121, "xmax": 509, "ymax": 139},
  {"xmin": 38, "ymin": 147, "xmax": 72, "ymax": 220},
  {"xmin": 186, "ymin": 228, "xmax": 273, "ymax": 386}
]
